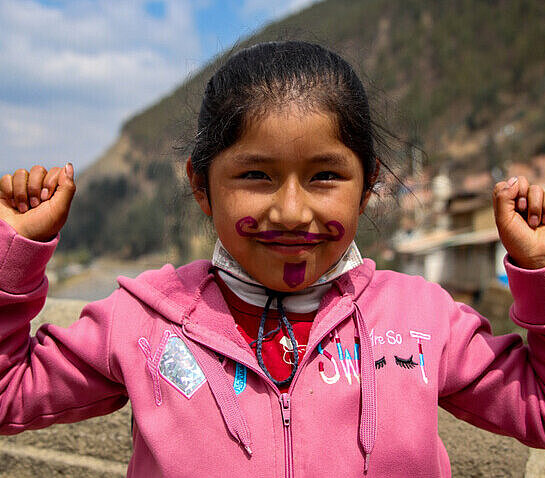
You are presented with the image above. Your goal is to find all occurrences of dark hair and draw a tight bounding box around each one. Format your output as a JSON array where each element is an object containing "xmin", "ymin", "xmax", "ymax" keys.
[{"xmin": 190, "ymin": 41, "xmax": 378, "ymax": 194}]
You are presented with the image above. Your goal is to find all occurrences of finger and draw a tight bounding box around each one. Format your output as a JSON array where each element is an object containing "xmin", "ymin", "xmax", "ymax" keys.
[
  {"xmin": 28, "ymin": 165, "xmax": 47, "ymax": 208},
  {"xmin": 0, "ymin": 174, "xmax": 13, "ymax": 198},
  {"xmin": 493, "ymin": 177, "xmax": 520, "ymax": 226},
  {"xmin": 49, "ymin": 163, "xmax": 76, "ymax": 220},
  {"xmin": 41, "ymin": 167, "xmax": 62, "ymax": 201},
  {"xmin": 13, "ymin": 169, "xmax": 30, "ymax": 213},
  {"xmin": 516, "ymin": 175, "xmax": 530, "ymax": 212},
  {"xmin": 0, "ymin": 174, "xmax": 16, "ymax": 208},
  {"xmin": 527, "ymin": 184, "xmax": 544, "ymax": 228}
]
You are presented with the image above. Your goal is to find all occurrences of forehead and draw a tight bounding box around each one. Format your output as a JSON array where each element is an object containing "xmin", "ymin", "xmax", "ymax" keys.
[
  {"xmin": 239, "ymin": 107, "xmax": 339, "ymax": 149},
  {"xmin": 218, "ymin": 106, "xmax": 359, "ymax": 167}
]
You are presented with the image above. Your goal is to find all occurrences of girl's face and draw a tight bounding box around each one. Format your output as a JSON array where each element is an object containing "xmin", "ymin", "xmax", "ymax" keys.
[{"xmin": 189, "ymin": 106, "xmax": 373, "ymax": 291}]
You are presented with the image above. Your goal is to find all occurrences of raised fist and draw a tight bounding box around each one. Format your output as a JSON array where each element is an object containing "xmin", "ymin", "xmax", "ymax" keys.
[
  {"xmin": 493, "ymin": 176, "xmax": 545, "ymax": 270},
  {"xmin": 0, "ymin": 164, "xmax": 76, "ymax": 242}
]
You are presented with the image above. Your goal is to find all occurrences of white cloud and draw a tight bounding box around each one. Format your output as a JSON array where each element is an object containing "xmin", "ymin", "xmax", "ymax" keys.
[
  {"xmin": 239, "ymin": 0, "xmax": 322, "ymax": 20},
  {"xmin": 1, "ymin": 115, "xmax": 48, "ymax": 149},
  {"xmin": 0, "ymin": 0, "xmax": 321, "ymax": 177},
  {"xmin": 0, "ymin": 100, "xmax": 121, "ymax": 174},
  {"xmin": 0, "ymin": 0, "xmax": 202, "ymax": 174}
]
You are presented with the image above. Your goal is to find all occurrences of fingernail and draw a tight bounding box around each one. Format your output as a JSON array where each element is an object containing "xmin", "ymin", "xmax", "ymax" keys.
[
  {"xmin": 40, "ymin": 188, "xmax": 49, "ymax": 200},
  {"xmin": 30, "ymin": 197, "xmax": 39, "ymax": 208},
  {"xmin": 507, "ymin": 176, "xmax": 518, "ymax": 187},
  {"xmin": 18, "ymin": 202, "xmax": 28, "ymax": 213},
  {"xmin": 530, "ymin": 215, "xmax": 539, "ymax": 228},
  {"xmin": 65, "ymin": 162, "xmax": 74, "ymax": 179},
  {"xmin": 518, "ymin": 197, "xmax": 527, "ymax": 210}
]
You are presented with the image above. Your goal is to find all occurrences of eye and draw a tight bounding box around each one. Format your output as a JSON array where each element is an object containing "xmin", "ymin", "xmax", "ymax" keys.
[
  {"xmin": 240, "ymin": 170, "xmax": 270, "ymax": 180},
  {"xmin": 311, "ymin": 171, "xmax": 341, "ymax": 181}
]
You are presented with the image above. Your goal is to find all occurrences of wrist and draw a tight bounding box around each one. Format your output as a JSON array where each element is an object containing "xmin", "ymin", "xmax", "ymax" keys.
[
  {"xmin": 508, "ymin": 255, "xmax": 545, "ymax": 270},
  {"xmin": 13, "ymin": 222, "xmax": 58, "ymax": 243}
]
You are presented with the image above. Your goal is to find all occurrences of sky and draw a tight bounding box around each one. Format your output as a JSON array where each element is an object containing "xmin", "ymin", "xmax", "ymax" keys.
[{"xmin": 0, "ymin": 0, "xmax": 320, "ymax": 176}]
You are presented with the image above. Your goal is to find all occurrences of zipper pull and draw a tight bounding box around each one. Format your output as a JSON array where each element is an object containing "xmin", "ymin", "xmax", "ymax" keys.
[{"xmin": 279, "ymin": 393, "xmax": 291, "ymax": 426}]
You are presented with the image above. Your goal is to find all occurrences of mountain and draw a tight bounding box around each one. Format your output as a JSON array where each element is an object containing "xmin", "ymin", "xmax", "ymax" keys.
[{"xmin": 59, "ymin": 0, "xmax": 545, "ymax": 262}]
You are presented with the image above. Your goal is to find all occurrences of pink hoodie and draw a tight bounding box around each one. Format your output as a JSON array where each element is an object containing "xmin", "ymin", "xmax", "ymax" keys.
[{"xmin": 1, "ymin": 218, "xmax": 545, "ymax": 477}]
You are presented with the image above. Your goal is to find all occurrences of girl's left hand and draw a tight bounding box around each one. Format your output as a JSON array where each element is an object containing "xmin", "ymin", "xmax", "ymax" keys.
[{"xmin": 493, "ymin": 176, "xmax": 545, "ymax": 269}]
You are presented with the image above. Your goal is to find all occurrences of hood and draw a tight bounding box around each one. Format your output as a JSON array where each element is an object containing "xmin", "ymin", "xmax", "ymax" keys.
[{"xmin": 116, "ymin": 258, "xmax": 377, "ymax": 326}]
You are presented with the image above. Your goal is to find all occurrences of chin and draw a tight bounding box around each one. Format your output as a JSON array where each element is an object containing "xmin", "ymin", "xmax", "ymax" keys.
[
  {"xmin": 244, "ymin": 256, "xmax": 332, "ymax": 291},
  {"xmin": 265, "ymin": 281, "xmax": 313, "ymax": 293},
  {"xmin": 253, "ymin": 268, "xmax": 320, "ymax": 292}
]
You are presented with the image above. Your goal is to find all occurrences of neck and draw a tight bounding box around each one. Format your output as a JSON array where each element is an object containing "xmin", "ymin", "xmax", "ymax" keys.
[{"xmin": 211, "ymin": 240, "xmax": 363, "ymax": 313}]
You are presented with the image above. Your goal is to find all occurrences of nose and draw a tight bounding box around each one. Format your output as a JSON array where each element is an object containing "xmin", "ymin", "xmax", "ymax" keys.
[{"xmin": 268, "ymin": 175, "xmax": 313, "ymax": 230}]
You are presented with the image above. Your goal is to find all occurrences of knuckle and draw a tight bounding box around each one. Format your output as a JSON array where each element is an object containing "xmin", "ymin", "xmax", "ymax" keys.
[
  {"xmin": 28, "ymin": 184, "xmax": 41, "ymax": 195},
  {"xmin": 43, "ymin": 174, "xmax": 54, "ymax": 185},
  {"xmin": 497, "ymin": 187, "xmax": 510, "ymax": 198},
  {"xmin": 45, "ymin": 168, "xmax": 61, "ymax": 183},
  {"xmin": 30, "ymin": 165, "xmax": 46, "ymax": 174},
  {"xmin": 65, "ymin": 184, "xmax": 77, "ymax": 196},
  {"xmin": 44, "ymin": 179, "xmax": 57, "ymax": 189},
  {"xmin": 0, "ymin": 174, "xmax": 11, "ymax": 189},
  {"xmin": 14, "ymin": 168, "xmax": 29, "ymax": 177},
  {"xmin": 493, "ymin": 183, "xmax": 505, "ymax": 195}
]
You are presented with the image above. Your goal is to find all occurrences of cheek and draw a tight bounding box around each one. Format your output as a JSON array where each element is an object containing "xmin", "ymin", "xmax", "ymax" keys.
[{"xmin": 325, "ymin": 202, "xmax": 359, "ymax": 240}]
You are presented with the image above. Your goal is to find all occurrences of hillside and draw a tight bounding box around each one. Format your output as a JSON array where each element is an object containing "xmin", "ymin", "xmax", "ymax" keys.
[{"xmin": 59, "ymin": 0, "xmax": 545, "ymax": 262}]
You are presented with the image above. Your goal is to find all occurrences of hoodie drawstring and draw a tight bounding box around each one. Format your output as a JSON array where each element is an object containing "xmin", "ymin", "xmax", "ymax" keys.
[
  {"xmin": 181, "ymin": 325, "xmax": 253, "ymax": 456},
  {"xmin": 353, "ymin": 302, "xmax": 377, "ymax": 475},
  {"xmin": 251, "ymin": 292, "xmax": 299, "ymax": 389}
]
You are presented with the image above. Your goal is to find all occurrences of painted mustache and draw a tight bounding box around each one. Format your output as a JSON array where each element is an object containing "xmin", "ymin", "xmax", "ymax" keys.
[{"xmin": 235, "ymin": 216, "xmax": 345, "ymax": 242}]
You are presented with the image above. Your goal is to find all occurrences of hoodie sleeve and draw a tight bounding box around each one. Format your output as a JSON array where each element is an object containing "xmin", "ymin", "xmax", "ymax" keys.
[
  {"xmin": 438, "ymin": 256, "xmax": 545, "ymax": 448},
  {"xmin": 0, "ymin": 220, "xmax": 127, "ymax": 435}
]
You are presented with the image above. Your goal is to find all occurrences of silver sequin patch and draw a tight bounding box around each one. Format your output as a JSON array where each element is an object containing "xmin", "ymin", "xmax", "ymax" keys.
[{"xmin": 159, "ymin": 336, "xmax": 206, "ymax": 398}]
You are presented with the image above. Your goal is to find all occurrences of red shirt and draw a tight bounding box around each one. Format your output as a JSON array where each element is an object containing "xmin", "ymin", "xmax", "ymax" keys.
[{"xmin": 215, "ymin": 274, "xmax": 315, "ymax": 392}]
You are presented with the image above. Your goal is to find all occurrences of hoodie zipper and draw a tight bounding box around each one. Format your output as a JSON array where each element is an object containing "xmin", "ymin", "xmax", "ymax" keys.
[
  {"xmin": 279, "ymin": 393, "xmax": 293, "ymax": 478},
  {"xmin": 180, "ymin": 303, "xmax": 356, "ymax": 478},
  {"xmin": 278, "ymin": 304, "xmax": 356, "ymax": 478}
]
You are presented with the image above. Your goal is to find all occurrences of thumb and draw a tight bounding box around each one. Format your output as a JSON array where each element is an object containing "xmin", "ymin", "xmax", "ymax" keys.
[
  {"xmin": 49, "ymin": 163, "xmax": 76, "ymax": 214},
  {"xmin": 493, "ymin": 176, "xmax": 520, "ymax": 227}
]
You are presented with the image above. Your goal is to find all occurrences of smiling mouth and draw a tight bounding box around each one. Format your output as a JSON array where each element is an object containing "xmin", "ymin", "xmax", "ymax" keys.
[{"xmin": 257, "ymin": 240, "xmax": 321, "ymax": 254}]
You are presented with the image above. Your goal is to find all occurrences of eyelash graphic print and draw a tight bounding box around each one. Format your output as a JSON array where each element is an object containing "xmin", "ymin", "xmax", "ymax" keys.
[
  {"xmin": 394, "ymin": 355, "xmax": 418, "ymax": 369},
  {"xmin": 374, "ymin": 356, "xmax": 386, "ymax": 369}
]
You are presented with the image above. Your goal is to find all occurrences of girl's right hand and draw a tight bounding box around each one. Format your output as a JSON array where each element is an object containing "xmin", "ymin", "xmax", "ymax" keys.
[{"xmin": 0, "ymin": 164, "xmax": 76, "ymax": 242}]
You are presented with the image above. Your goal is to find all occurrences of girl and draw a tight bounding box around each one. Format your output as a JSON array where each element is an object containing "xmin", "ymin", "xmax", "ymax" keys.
[{"xmin": 1, "ymin": 41, "xmax": 545, "ymax": 478}]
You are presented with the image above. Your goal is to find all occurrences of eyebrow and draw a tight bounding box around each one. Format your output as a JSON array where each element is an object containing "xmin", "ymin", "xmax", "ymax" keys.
[
  {"xmin": 231, "ymin": 154, "xmax": 275, "ymax": 165},
  {"xmin": 231, "ymin": 152, "xmax": 350, "ymax": 166},
  {"xmin": 309, "ymin": 153, "xmax": 350, "ymax": 166}
]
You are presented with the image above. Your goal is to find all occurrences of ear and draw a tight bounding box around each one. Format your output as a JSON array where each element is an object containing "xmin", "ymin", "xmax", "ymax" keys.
[
  {"xmin": 359, "ymin": 158, "xmax": 380, "ymax": 215},
  {"xmin": 186, "ymin": 157, "xmax": 212, "ymax": 216}
]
